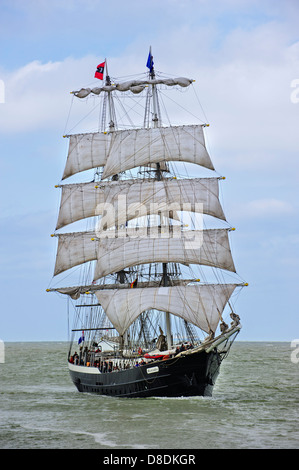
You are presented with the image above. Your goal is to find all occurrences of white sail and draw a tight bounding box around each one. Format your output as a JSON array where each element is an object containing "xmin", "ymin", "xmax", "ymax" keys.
[
  {"xmin": 56, "ymin": 182, "xmax": 104, "ymax": 229},
  {"xmin": 101, "ymin": 125, "xmax": 214, "ymax": 179},
  {"xmin": 94, "ymin": 229, "xmax": 235, "ymax": 279},
  {"xmin": 56, "ymin": 177, "xmax": 225, "ymax": 230},
  {"xmin": 53, "ymin": 228, "xmax": 235, "ymax": 277},
  {"xmin": 62, "ymin": 132, "xmax": 111, "ymax": 180},
  {"xmin": 53, "ymin": 231, "xmax": 97, "ymax": 276},
  {"xmin": 62, "ymin": 125, "xmax": 213, "ymax": 181},
  {"xmin": 95, "ymin": 284, "xmax": 238, "ymax": 335}
]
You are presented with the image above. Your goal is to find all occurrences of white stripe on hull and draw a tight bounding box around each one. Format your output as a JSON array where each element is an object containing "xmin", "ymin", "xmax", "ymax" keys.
[{"xmin": 68, "ymin": 363, "xmax": 101, "ymax": 375}]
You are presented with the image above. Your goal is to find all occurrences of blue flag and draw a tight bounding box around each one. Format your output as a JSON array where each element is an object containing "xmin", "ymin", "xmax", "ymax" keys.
[{"xmin": 146, "ymin": 51, "xmax": 154, "ymax": 72}]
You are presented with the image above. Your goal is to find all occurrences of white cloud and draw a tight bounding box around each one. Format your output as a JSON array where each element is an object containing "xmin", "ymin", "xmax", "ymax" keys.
[
  {"xmin": 0, "ymin": 13, "xmax": 297, "ymax": 181},
  {"xmin": 0, "ymin": 56, "xmax": 101, "ymax": 133}
]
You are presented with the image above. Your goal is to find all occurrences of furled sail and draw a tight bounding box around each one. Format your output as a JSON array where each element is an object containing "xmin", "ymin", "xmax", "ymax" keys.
[
  {"xmin": 72, "ymin": 77, "xmax": 193, "ymax": 98},
  {"xmin": 53, "ymin": 228, "xmax": 235, "ymax": 277},
  {"xmin": 47, "ymin": 278, "xmax": 194, "ymax": 299},
  {"xmin": 95, "ymin": 284, "xmax": 238, "ymax": 335},
  {"xmin": 56, "ymin": 177, "xmax": 225, "ymax": 230},
  {"xmin": 101, "ymin": 125, "xmax": 214, "ymax": 179}
]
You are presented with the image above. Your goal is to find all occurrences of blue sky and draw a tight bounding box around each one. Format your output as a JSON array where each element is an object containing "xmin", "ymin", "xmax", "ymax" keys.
[{"xmin": 0, "ymin": 0, "xmax": 298, "ymax": 341}]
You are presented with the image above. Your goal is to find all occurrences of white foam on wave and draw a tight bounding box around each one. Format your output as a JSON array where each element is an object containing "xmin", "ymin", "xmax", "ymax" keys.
[{"xmin": 20, "ymin": 423, "xmax": 151, "ymax": 449}]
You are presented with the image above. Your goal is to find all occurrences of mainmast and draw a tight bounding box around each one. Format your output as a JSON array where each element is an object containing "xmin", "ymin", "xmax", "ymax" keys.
[{"xmin": 146, "ymin": 47, "xmax": 172, "ymax": 349}]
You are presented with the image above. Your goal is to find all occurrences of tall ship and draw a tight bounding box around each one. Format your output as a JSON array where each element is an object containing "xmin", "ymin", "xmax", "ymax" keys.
[{"xmin": 48, "ymin": 49, "xmax": 247, "ymax": 397}]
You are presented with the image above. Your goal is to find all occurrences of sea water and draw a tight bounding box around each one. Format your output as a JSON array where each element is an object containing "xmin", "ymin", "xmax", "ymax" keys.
[{"xmin": 0, "ymin": 341, "xmax": 298, "ymax": 450}]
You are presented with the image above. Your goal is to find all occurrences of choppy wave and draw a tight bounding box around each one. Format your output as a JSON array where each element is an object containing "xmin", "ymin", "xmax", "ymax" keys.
[{"xmin": 0, "ymin": 341, "xmax": 298, "ymax": 449}]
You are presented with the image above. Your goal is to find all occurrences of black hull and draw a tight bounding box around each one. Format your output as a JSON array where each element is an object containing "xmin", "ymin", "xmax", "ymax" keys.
[{"xmin": 68, "ymin": 349, "xmax": 222, "ymax": 398}]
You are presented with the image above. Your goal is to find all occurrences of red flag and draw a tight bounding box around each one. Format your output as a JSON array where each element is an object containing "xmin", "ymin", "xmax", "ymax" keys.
[{"xmin": 94, "ymin": 61, "xmax": 105, "ymax": 80}]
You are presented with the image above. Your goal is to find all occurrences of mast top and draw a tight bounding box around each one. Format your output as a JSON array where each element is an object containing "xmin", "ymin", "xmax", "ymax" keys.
[{"xmin": 104, "ymin": 58, "xmax": 111, "ymax": 86}]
